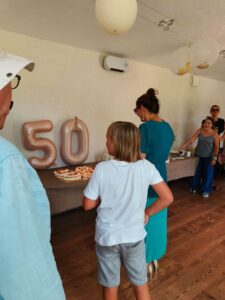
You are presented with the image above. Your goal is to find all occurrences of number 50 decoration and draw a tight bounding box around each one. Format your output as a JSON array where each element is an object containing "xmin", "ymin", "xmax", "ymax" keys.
[{"xmin": 22, "ymin": 117, "xmax": 89, "ymax": 170}]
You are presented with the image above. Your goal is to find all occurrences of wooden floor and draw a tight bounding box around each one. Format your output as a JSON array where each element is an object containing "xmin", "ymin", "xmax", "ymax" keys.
[{"xmin": 51, "ymin": 174, "xmax": 225, "ymax": 300}]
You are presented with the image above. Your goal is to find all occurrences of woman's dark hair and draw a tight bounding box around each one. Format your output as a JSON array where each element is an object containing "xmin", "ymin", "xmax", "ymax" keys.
[
  {"xmin": 205, "ymin": 116, "xmax": 214, "ymax": 128},
  {"xmin": 146, "ymin": 88, "xmax": 156, "ymax": 97},
  {"xmin": 135, "ymin": 88, "xmax": 160, "ymax": 114},
  {"xmin": 202, "ymin": 116, "xmax": 214, "ymax": 129}
]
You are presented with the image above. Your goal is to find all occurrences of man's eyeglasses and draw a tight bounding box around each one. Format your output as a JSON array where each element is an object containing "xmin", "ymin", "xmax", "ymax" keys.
[
  {"xmin": 211, "ymin": 108, "xmax": 219, "ymax": 112},
  {"xmin": 10, "ymin": 101, "xmax": 14, "ymax": 110},
  {"xmin": 10, "ymin": 75, "xmax": 21, "ymax": 110},
  {"xmin": 11, "ymin": 75, "xmax": 21, "ymax": 90}
]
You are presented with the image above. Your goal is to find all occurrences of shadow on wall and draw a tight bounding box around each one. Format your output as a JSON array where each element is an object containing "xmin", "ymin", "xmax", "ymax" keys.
[
  {"xmin": 182, "ymin": 109, "xmax": 200, "ymax": 150},
  {"xmin": 171, "ymin": 121, "xmax": 179, "ymax": 149}
]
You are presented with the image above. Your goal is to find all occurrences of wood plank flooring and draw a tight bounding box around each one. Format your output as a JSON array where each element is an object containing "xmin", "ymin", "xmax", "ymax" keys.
[{"xmin": 51, "ymin": 174, "xmax": 225, "ymax": 300}]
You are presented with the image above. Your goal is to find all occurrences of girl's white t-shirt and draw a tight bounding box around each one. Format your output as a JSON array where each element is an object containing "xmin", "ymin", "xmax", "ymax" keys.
[{"xmin": 84, "ymin": 159, "xmax": 163, "ymax": 246}]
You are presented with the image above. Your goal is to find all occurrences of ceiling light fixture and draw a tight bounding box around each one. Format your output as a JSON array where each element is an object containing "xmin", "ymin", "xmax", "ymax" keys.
[
  {"xmin": 219, "ymin": 50, "xmax": 225, "ymax": 58},
  {"xmin": 158, "ymin": 18, "xmax": 174, "ymax": 31}
]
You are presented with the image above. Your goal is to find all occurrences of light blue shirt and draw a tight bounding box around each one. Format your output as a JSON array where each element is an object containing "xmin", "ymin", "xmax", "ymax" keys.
[
  {"xmin": 84, "ymin": 159, "xmax": 163, "ymax": 246},
  {"xmin": 0, "ymin": 137, "xmax": 65, "ymax": 300}
]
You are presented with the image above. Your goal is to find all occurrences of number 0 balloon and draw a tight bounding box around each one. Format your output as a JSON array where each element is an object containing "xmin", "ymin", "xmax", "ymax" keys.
[{"xmin": 60, "ymin": 117, "xmax": 89, "ymax": 165}]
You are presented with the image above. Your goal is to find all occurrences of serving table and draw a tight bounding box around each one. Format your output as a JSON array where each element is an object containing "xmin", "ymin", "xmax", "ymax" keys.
[
  {"xmin": 167, "ymin": 156, "xmax": 198, "ymax": 181},
  {"xmin": 37, "ymin": 157, "xmax": 198, "ymax": 215}
]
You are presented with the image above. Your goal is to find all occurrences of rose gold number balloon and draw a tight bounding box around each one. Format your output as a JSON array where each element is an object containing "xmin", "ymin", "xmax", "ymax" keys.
[
  {"xmin": 60, "ymin": 117, "xmax": 89, "ymax": 165},
  {"xmin": 22, "ymin": 120, "xmax": 57, "ymax": 170}
]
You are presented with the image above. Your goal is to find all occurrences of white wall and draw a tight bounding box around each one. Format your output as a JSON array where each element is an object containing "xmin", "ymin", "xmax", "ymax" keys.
[{"xmin": 1, "ymin": 29, "xmax": 225, "ymax": 167}]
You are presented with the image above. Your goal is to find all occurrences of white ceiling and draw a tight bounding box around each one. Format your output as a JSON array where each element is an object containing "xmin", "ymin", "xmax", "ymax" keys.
[{"xmin": 0, "ymin": 0, "xmax": 225, "ymax": 81}]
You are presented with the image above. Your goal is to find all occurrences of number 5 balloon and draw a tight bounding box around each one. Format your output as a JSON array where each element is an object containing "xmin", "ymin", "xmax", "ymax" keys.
[{"xmin": 22, "ymin": 120, "xmax": 57, "ymax": 170}]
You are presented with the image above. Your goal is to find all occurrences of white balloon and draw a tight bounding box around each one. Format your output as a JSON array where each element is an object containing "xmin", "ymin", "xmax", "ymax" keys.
[
  {"xmin": 95, "ymin": 0, "xmax": 137, "ymax": 35},
  {"xmin": 169, "ymin": 47, "xmax": 191, "ymax": 75},
  {"xmin": 190, "ymin": 38, "xmax": 220, "ymax": 69}
]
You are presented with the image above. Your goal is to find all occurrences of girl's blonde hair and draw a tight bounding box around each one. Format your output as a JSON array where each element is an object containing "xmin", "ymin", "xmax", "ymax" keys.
[{"xmin": 107, "ymin": 121, "xmax": 140, "ymax": 162}]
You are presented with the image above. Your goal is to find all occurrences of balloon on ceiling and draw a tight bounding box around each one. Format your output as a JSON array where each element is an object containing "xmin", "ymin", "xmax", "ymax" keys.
[
  {"xmin": 169, "ymin": 38, "xmax": 220, "ymax": 75},
  {"xmin": 190, "ymin": 37, "xmax": 220, "ymax": 70},
  {"xmin": 169, "ymin": 47, "xmax": 192, "ymax": 76},
  {"xmin": 95, "ymin": 0, "xmax": 137, "ymax": 35}
]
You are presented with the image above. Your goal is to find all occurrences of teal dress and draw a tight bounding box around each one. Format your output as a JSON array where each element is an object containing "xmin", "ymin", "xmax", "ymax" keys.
[{"xmin": 139, "ymin": 120, "xmax": 174, "ymax": 263}]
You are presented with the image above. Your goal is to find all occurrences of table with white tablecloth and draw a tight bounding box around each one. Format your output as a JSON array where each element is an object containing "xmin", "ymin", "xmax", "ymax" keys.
[
  {"xmin": 38, "ymin": 157, "xmax": 198, "ymax": 215},
  {"xmin": 167, "ymin": 156, "xmax": 198, "ymax": 181}
]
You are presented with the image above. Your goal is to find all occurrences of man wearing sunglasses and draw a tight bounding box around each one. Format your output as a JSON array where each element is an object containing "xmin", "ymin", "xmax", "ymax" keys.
[
  {"xmin": 0, "ymin": 49, "xmax": 65, "ymax": 300},
  {"xmin": 210, "ymin": 105, "xmax": 225, "ymax": 135},
  {"xmin": 210, "ymin": 105, "xmax": 225, "ymax": 187}
]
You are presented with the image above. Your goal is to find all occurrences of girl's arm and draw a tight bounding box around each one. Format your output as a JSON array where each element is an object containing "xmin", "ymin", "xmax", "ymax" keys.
[
  {"xmin": 179, "ymin": 128, "xmax": 201, "ymax": 150},
  {"xmin": 211, "ymin": 132, "xmax": 220, "ymax": 166},
  {"xmin": 83, "ymin": 197, "xmax": 100, "ymax": 210},
  {"xmin": 145, "ymin": 181, "xmax": 173, "ymax": 222}
]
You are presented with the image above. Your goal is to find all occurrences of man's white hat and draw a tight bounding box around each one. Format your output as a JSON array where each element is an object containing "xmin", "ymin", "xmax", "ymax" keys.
[{"xmin": 0, "ymin": 49, "xmax": 34, "ymax": 90}]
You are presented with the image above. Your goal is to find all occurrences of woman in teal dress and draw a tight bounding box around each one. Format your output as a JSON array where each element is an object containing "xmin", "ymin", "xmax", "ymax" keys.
[{"xmin": 134, "ymin": 88, "xmax": 174, "ymax": 276}]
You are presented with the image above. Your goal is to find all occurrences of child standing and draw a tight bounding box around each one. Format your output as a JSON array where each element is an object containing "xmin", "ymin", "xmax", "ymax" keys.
[{"xmin": 83, "ymin": 121, "xmax": 173, "ymax": 300}]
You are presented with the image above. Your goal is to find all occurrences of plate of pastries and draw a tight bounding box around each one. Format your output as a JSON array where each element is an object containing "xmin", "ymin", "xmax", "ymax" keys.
[{"xmin": 54, "ymin": 166, "xmax": 94, "ymax": 183}]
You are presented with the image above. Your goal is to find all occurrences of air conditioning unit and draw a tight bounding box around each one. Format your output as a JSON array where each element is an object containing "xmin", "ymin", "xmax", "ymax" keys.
[{"xmin": 103, "ymin": 55, "xmax": 128, "ymax": 72}]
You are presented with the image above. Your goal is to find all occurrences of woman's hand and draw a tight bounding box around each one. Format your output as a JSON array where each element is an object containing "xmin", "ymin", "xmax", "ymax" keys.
[
  {"xmin": 179, "ymin": 144, "xmax": 185, "ymax": 151},
  {"xmin": 146, "ymin": 182, "xmax": 174, "ymax": 217},
  {"xmin": 211, "ymin": 159, "xmax": 217, "ymax": 166},
  {"xmin": 144, "ymin": 213, "xmax": 149, "ymax": 224}
]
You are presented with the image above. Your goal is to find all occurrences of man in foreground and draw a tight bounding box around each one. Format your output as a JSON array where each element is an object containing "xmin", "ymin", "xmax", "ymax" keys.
[{"xmin": 0, "ymin": 49, "xmax": 65, "ymax": 300}]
